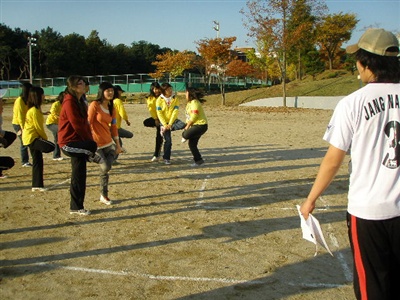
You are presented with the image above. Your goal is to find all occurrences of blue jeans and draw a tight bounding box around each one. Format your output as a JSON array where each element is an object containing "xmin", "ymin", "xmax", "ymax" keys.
[
  {"xmin": 12, "ymin": 124, "xmax": 30, "ymax": 164},
  {"xmin": 97, "ymin": 145, "xmax": 117, "ymax": 197},
  {"xmin": 46, "ymin": 124, "xmax": 61, "ymax": 158},
  {"xmin": 162, "ymin": 119, "xmax": 185, "ymax": 160}
]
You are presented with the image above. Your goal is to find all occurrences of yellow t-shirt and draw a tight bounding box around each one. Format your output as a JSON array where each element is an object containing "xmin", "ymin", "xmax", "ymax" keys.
[
  {"xmin": 113, "ymin": 98, "xmax": 129, "ymax": 129},
  {"xmin": 45, "ymin": 101, "xmax": 61, "ymax": 125},
  {"xmin": 156, "ymin": 95, "xmax": 180, "ymax": 126},
  {"xmin": 146, "ymin": 95, "xmax": 158, "ymax": 120},
  {"xmin": 12, "ymin": 96, "xmax": 28, "ymax": 128},
  {"xmin": 186, "ymin": 100, "xmax": 207, "ymax": 125},
  {"xmin": 22, "ymin": 107, "xmax": 48, "ymax": 145}
]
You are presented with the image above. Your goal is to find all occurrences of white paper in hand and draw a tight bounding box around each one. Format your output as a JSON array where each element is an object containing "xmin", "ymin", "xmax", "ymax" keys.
[{"xmin": 296, "ymin": 205, "xmax": 333, "ymax": 256}]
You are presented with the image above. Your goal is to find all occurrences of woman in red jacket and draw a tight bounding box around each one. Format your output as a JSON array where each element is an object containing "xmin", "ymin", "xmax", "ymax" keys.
[{"xmin": 58, "ymin": 75, "xmax": 100, "ymax": 215}]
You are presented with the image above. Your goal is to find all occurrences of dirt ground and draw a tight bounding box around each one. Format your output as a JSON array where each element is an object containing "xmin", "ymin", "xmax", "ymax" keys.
[{"xmin": 0, "ymin": 100, "xmax": 355, "ymax": 299}]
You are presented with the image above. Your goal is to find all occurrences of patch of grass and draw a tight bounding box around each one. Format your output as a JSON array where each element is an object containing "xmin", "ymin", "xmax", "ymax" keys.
[{"xmin": 204, "ymin": 70, "xmax": 361, "ymax": 107}]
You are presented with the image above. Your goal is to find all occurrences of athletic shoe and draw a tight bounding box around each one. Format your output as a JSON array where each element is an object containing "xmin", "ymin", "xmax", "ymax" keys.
[
  {"xmin": 191, "ymin": 159, "xmax": 204, "ymax": 167},
  {"xmin": 22, "ymin": 162, "xmax": 33, "ymax": 167},
  {"xmin": 0, "ymin": 174, "xmax": 8, "ymax": 179},
  {"xmin": 164, "ymin": 159, "xmax": 171, "ymax": 165},
  {"xmin": 32, "ymin": 187, "xmax": 48, "ymax": 192},
  {"xmin": 181, "ymin": 138, "xmax": 187, "ymax": 143},
  {"xmin": 100, "ymin": 195, "xmax": 112, "ymax": 205},
  {"xmin": 151, "ymin": 156, "xmax": 159, "ymax": 162},
  {"xmin": 53, "ymin": 157, "xmax": 64, "ymax": 161},
  {"xmin": 70, "ymin": 209, "xmax": 91, "ymax": 215},
  {"xmin": 88, "ymin": 154, "xmax": 103, "ymax": 164}
]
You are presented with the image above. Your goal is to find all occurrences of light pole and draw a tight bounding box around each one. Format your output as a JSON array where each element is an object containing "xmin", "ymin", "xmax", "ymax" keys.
[
  {"xmin": 213, "ymin": 21, "xmax": 220, "ymax": 38},
  {"xmin": 27, "ymin": 36, "xmax": 37, "ymax": 84}
]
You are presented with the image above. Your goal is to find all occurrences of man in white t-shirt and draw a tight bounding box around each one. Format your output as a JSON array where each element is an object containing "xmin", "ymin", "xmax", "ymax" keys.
[{"xmin": 300, "ymin": 28, "xmax": 400, "ymax": 300}]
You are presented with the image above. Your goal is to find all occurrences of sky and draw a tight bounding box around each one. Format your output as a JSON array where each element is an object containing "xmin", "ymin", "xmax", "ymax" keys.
[{"xmin": 0, "ymin": 0, "xmax": 399, "ymax": 52}]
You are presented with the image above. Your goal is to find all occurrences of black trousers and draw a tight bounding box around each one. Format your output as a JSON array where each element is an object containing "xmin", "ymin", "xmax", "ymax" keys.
[
  {"xmin": 0, "ymin": 131, "xmax": 17, "ymax": 148},
  {"xmin": 347, "ymin": 213, "xmax": 400, "ymax": 300},
  {"xmin": 61, "ymin": 140, "xmax": 97, "ymax": 210},
  {"xmin": 28, "ymin": 138, "xmax": 55, "ymax": 188},
  {"xmin": 143, "ymin": 117, "xmax": 163, "ymax": 157},
  {"xmin": 182, "ymin": 124, "xmax": 208, "ymax": 163},
  {"xmin": 0, "ymin": 131, "xmax": 17, "ymax": 175}
]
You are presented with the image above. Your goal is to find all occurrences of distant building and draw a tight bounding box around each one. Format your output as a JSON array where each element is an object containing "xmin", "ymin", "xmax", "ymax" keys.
[{"xmin": 233, "ymin": 47, "xmax": 255, "ymax": 62}]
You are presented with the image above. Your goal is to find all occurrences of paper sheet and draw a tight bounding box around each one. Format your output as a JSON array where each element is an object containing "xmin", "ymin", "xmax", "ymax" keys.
[{"xmin": 296, "ymin": 205, "xmax": 333, "ymax": 256}]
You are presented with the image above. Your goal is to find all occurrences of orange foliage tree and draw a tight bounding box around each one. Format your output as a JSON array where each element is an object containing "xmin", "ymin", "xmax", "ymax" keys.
[
  {"xmin": 150, "ymin": 50, "xmax": 196, "ymax": 83},
  {"xmin": 195, "ymin": 37, "xmax": 237, "ymax": 105}
]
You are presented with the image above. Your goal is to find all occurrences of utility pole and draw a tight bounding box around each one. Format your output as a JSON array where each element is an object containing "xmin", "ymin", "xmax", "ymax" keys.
[
  {"xmin": 27, "ymin": 36, "xmax": 37, "ymax": 84},
  {"xmin": 213, "ymin": 21, "xmax": 220, "ymax": 38}
]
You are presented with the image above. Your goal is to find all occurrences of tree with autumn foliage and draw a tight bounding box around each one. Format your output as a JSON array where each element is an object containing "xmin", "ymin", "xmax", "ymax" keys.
[
  {"xmin": 226, "ymin": 59, "xmax": 255, "ymax": 78},
  {"xmin": 196, "ymin": 37, "xmax": 237, "ymax": 105},
  {"xmin": 316, "ymin": 12, "xmax": 358, "ymax": 70},
  {"xmin": 241, "ymin": 0, "xmax": 326, "ymax": 106},
  {"xmin": 150, "ymin": 50, "xmax": 196, "ymax": 84}
]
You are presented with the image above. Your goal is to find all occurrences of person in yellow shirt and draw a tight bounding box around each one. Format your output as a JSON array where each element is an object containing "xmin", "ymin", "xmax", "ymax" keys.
[
  {"xmin": 156, "ymin": 83, "xmax": 185, "ymax": 165},
  {"xmin": 22, "ymin": 86, "xmax": 55, "ymax": 191},
  {"xmin": 12, "ymin": 82, "xmax": 32, "ymax": 167},
  {"xmin": 182, "ymin": 87, "xmax": 208, "ymax": 166},
  {"xmin": 113, "ymin": 85, "xmax": 133, "ymax": 154},
  {"xmin": 143, "ymin": 82, "xmax": 163, "ymax": 161},
  {"xmin": 46, "ymin": 91, "xmax": 65, "ymax": 161}
]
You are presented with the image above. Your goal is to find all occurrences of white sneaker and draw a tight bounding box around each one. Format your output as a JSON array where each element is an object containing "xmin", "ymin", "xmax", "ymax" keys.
[
  {"xmin": 70, "ymin": 209, "xmax": 91, "ymax": 215},
  {"xmin": 190, "ymin": 160, "xmax": 204, "ymax": 167},
  {"xmin": 151, "ymin": 156, "xmax": 159, "ymax": 162},
  {"xmin": 100, "ymin": 195, "xmax": 112, "ymax": 205},
  {"xmin": 32, "ymin": 187, "xmax": 48, "ymax": 192},
  {"xmin": 164, "ymin": 159, "xmax": 171, "ymax": 165},
  {"xmin": 53, "ymin": 157, "xmax": 64, "ymax": 161},
  {"xmin": 22, "ymin": 162, "xmax": 33, "ymax": 167}
]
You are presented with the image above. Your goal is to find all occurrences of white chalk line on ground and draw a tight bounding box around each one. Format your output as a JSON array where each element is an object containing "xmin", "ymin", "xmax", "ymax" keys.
[
  {"xmin": 34, "ymin": 262, "xmax": 348, "ymax": 288},
  {"xmin": 47, "ymin": 178, "xmax": 70, "ymax": 190},
  {"xmin": 319, "ymin": 196, "xmax": 353, "ymax": 282},
  {"xmin": 34, "ymin": 262, "xmax": 245, "ymax": 284}
]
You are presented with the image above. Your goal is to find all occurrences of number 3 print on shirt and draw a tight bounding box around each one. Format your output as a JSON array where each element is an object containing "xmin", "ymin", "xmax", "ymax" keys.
[{"xmin": 382, "ymin": 121, "xmax": 400, "ymax": 169}]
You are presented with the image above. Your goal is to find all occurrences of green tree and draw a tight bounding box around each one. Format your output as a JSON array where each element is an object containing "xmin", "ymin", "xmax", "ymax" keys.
[
  {"xmin": 131, "ymin": 41, "xmax": 171, "ymax": 73},
  {"xmin": 304, "ymin": 49, "xmax": 325, "ymax": 79},
  {"xmin": 35, "ymin": 27, "xmax": 65, "ymax": 77},
  {"xmin": 62, "ymin": 33, "xmax": 87, "ymax": 75},
  {"xmin": 287, "ymin": 0, "xmax": 326, "ymax": 79},
  {"xmin": 242, "ymin": 0, "xmax": 326, "ymax": 106},
  {"xmin": 316, "ymin": 12, "xmax": 358, "ymax": 70}
]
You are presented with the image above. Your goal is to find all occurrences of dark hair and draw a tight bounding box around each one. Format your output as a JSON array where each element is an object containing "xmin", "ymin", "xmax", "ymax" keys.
[
  {"xmin": 355, "ymin": 48, "xmax": 400, "ymax": 83},
  {"xmin": 149, "ymin": 82, "xmax": 161, "ymax": 97},
  {"xmin": 56, "ymin": 91, "xmax": 65, "ymax": 104},
  {"xmin": 66, "ymin": 75, "xmax": 87, "ymax": 118},
  {"xmin": 20, "ymin": 82, "xmax": 32, "ymax": 104},
  {"xmin": 160, "ymin": 82, "xmax": 172, "ymax": 96},
  {"xmin": 96, "ymin": 82, "xmax": 114, "ymax": 115},
  {"xmin": 27, "ymin": 86, "xmax": 44, "ymax": 109},
  {"xmin": 186, "ymin": 87, "xmax": 206, "ymax": 103}
]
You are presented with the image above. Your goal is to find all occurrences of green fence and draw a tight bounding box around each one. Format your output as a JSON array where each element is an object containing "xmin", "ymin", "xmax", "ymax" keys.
[{"xmin": 1, "ymin": 73, "xmax": 270, "ymax": 99}]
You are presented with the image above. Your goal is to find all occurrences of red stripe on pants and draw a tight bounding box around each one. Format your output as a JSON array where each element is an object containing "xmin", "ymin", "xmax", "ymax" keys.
[{"xmin": 351, "ymin": 215, "xmax": 368, "ymax": 299}]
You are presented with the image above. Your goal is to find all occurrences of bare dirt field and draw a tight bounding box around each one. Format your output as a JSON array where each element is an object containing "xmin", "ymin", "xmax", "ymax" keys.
[{"xmin": 1, "ymin": 101, "xmax": 355, "ymax": 299}]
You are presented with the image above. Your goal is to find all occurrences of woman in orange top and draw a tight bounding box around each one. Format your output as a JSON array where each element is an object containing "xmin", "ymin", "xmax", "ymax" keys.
[{"xmin": 88, "ymin": 82, "xmax": 122, "ymax": 206}]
